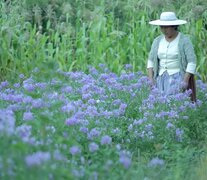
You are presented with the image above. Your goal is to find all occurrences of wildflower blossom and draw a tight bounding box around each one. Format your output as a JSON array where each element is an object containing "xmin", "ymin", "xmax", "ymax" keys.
[
  {"xmin": 175, "ymin": 128, "xmax": 184, "ymax": 142},
  {"xmin": 53, "ymin": 150, "xmax": 66, "ymax": 161},
  {"xmin": 23, "ymin": 111, "xmax": 34, "ymax": 121},
  {"xmin": 19, "ymin": 74, "xmax": 25, "ymax": 79},
  {"xmin": 124, "ymin": 64, "xmax": 133, "ymax": 71},
  {"xmin": 32, "ymin": 98, "xmax": 44, "ymax": 108},
  {"xmin": 25, "ymin": 151, "xmax": 51, "ymax": 167},
  {"xmin": 72, "ymin": 168, "xmax": 85, "ymax": 178},
  {"xmin": 61, "ymin": 86, "xmax": 73, "ymax": 93},
  {"xmin": 87, "ymin": 128, "xmax": 101, "ymax": 140},
  {"xmin": 23, "ymin": 82, "xmax": 36, "ymax": 92},
  {"xmin": 119, "ymin": 103, "xmax": 127, "ymax": 115},
  {"xmin": 1, "ymin": 81, "xmax": 9, "ymax": 88},
  {"xmin": 89, "ymin": 142, "xmax": 99, "ymax": 153},
  {"xmin": 0, "ymin": 109, "xmax": 15, "ymax": 135},
  {"xmin": 65, "ymin": 117, "xmax": 79, "ymax": 126},
  {"xmin": 85, "ymin": 106, "xmax": 99, "ymax": 117},
  {"xmin": 79, "ymin": 127, "xmax": 89, "ymax": 134},
  {"xmin": 23, "ymin": 96, "xmax": 33, "ymax": 104},
  {"xmin": 101, "ymin": 135, "xmax": 112, "ymax": 145},
  {"xmin": 119, "ymin": 151, "xmax": 131, "ymax": 169},
  {"xmin": 61, "ymin": 103, "xmax": 76, "ymax": 113},
  {"xmin": 166, "ymin": 122, "xmax": 174, "ymax": 129},
  {"xmin": 70, "ymin": 146, "xmax": 81, "ymax": 155},
  {"xmin": 148, "ymin": 157, "xmax": 165, "ymax": 168},
  {"xmin": 13, "ymin": 83, "xmax": 20, "ymax": 88}
]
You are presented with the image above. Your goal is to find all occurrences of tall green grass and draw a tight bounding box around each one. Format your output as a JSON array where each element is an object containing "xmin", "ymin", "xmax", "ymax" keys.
[{"xmin": 0, "ymin": 0, "xmax": 207, "ymax": 81}]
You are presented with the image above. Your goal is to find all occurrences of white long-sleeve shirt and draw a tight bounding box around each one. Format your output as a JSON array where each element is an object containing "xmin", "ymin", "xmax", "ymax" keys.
[{"xmin": 147, "ymin": 33, "xmax": 196, "ymax": 75}]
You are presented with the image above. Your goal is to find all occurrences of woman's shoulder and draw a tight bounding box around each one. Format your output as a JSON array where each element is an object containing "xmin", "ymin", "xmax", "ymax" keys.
[
  {"xmin": 179, "ymin": 33, "xmax": 191, "ymax": 42},
  {"xmin": 154, "ymin": 34, "xmax": 163, "ymax": 41},
  {"xmin": 152, "ymin": 35, "xmax": 163, "ymax": 45}
]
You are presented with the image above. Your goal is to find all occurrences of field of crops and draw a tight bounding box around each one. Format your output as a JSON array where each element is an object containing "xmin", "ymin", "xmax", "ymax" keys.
[{"xmin": 1, "ymin": 0, "xmax": 207, "ymax": 179}]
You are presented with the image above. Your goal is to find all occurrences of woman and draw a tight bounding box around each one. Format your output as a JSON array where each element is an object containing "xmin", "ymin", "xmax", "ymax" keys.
[{"xmin": 147, "ymin": 12, "xmax": 197, "ymax": 102}]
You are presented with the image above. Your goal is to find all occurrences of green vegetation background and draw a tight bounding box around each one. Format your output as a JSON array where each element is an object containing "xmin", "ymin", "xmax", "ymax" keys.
[
  {"xmin": 0, "ymin": 1, "xmax": 207, "ymax": 179},
  {"xmin": 0, "ymin": 0, "xmax": 207, "ymax": 81}
]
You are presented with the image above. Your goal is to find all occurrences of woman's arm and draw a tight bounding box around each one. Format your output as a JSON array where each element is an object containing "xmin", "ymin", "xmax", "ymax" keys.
[
  {"xmin": 182, "ymin": 36, "xmax": 196, "ymax": 89},
  {"xmin": 147, "ymin": 67, "xmax": 154, "ymax": 85}
]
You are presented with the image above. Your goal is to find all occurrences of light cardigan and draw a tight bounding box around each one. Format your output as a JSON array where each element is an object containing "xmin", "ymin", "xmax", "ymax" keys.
[{"xmin": 147, "ymin": 33, "xmax": 196, "ymax": 79}]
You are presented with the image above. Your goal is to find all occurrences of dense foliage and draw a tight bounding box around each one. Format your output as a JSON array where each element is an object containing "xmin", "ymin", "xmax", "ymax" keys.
[
  {"xmin": 0, "ymin": 0, "xmax": 207, "ymax": 81},
  {"xmin": 1, "ymin": 0, "xmax": 207, "ymax": 179},
  {"xmin": 0, "ymin": 66, "xmax": 207, "ymax": 179}
]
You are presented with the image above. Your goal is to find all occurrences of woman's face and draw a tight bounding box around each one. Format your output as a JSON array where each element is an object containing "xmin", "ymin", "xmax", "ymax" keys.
[{"xmin": 160, "ymin": 26, "xmax": 177, "ymax": 38}]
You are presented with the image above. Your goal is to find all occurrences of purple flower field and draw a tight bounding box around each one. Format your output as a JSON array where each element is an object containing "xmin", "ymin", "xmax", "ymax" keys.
[{"xmin": 0, "ymin": 65, "xmax": 207, "ymax": 179}]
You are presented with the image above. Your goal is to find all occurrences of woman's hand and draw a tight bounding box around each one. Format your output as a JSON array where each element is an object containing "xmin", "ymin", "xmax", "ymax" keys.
[{"xmin": 182, "ymin": 72, "xmax": 191, "ymax": 91}]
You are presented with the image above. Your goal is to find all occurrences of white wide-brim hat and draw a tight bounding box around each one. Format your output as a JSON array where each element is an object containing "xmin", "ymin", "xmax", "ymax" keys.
[{"xmin": 149, "ymin": 12, "xmax": 187, "ymax": 26}]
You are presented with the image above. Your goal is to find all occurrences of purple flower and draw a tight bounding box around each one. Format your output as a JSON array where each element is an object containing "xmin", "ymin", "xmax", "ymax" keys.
[
  {"xmin": 25, "ymin": 151, "xmax": 51, "ymax": 167},
  {"xmin": 148, "ymin": 157, "xmax": 165, "ymax": 168},
  {"xmin": 124, "ymin": 64, "xmax": 133, "ymax": 71},
  {"xmin": 70, "ymin": 146, "xmax": 81, "ymax": 155},
  {"xmin": 87, "ymin": 99, "xmax": 96, "ymax": 105},
  {"xmin": 1, "ymin": 81, "xmax": 9, "ymax": 88},
  {"xmin": 89, "ymin": 66, "xmax": 99, "ymax": 75},
  {"xmin": 101, "ymin": 110, "xmax": 113, "ymax": 119},
  {"xmin": 133, "ymin": 118, "xmax": 145, "ymax": 125},
  {"xmin": 0, "ymin": 109, "xmax": 15, "ymax": 135},
  {"xmin": 53, "ymin": 150, "xmax": 66, "ymax": 161},
  {"xmin": 32, "ymin": 99, "xmax": 44, "ymax": 108},
  {"xmin": 16, "ymin": 125, "xmax": 32, "ymax": 140},
  {"xmin": 85, "ymin": 106, "xmax": 99, "ymax": 117},
  {"xmin": 166, "ymin": 122, "xmax": 174, "ymax": 129},
  {"xmin": 35, "ymin": 82, "xmax": 47, "ymax": 89},
  {"xmin": 155, "ymin": 111, "xmax": 168, "ymax": 119},
  {"xmin": 65, "ymin": 117, "xmax": 79, "ymax": 126},
  {"xmin": 112, "ymin": 99, "xmax": 122, "ymax": 106},
  {"xmin": 119, "ymin": 154, "xmax": 131, "ymax": 169},
  {"xmin": 61, "ymin": 86, "xmax": 73, "ymax": 93},
  {"xmin": 175, "ymin": 128, "xmax": 184, "ymax": 142},
  {"xmin": 61, "ymin": 103, "xmax": 76, "ymax": 113},
  {"xmin": 82, "ymin": 93, "xmax": 92, "ymax": 100},
  {"xmin": 13, "ymin": 94, "xmax": 24, "ymax": 103},
  {"xmin": 89, "ymin": 142, "xmax": 99, "ymax": 153},
  {"xmin": 145, "ymin": 124, "xmax": 153, "ymax": 131},
  {"xmin": 168, "ymin": 110, "xmax": 179, "ymax": 119},
  {"xmin": 87, "ymin": 128, "xmax": 101, "ymax": 140},
  {"xmin": 23, "ymin": 96, "xmax": 33, "ymax": 104},
  {"xmin": 19, "ymin": 74, "xmax": 25, "ymax": 79},
  {"xmin": 13, "ymin": 83, "xmax": 21, "ymax": 88},
  {"xmin": 23, "ymin": 111, "xmax": 34, "ymax": 121},
  {"xmin": 23, "ymin": 83, "xmax": 36, "ymax": 92},
  {"xmin": 79, "ymin": 127, "xmax": 89, "ymax": 134},
  {"xmin": 119, "ymin": 103, "xmax": 127, "ymax": 115},
  {"xmin": 101, "ymin": 135, "xmax": 112, "ymax": 145}
]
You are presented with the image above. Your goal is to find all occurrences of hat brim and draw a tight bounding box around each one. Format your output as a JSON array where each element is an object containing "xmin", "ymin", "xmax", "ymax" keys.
[{"xmin": 149, "ymin": 20, "xmax": 187, "ymax": 26}]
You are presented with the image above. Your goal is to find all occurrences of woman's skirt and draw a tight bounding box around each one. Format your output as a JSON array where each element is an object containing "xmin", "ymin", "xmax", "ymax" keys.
[
  {"xmin": 156, "ymin": 71, "xmax": 183, "ymax": 95},
  {"xmin": 156, "ymin": 71, "xmax": 196, "ymax": 102}
]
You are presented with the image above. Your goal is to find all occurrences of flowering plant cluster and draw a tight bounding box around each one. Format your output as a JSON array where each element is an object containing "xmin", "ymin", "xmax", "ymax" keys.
[{"xmin": 0, "ymin": 65, "xmax": 207, "ymax": 179}]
